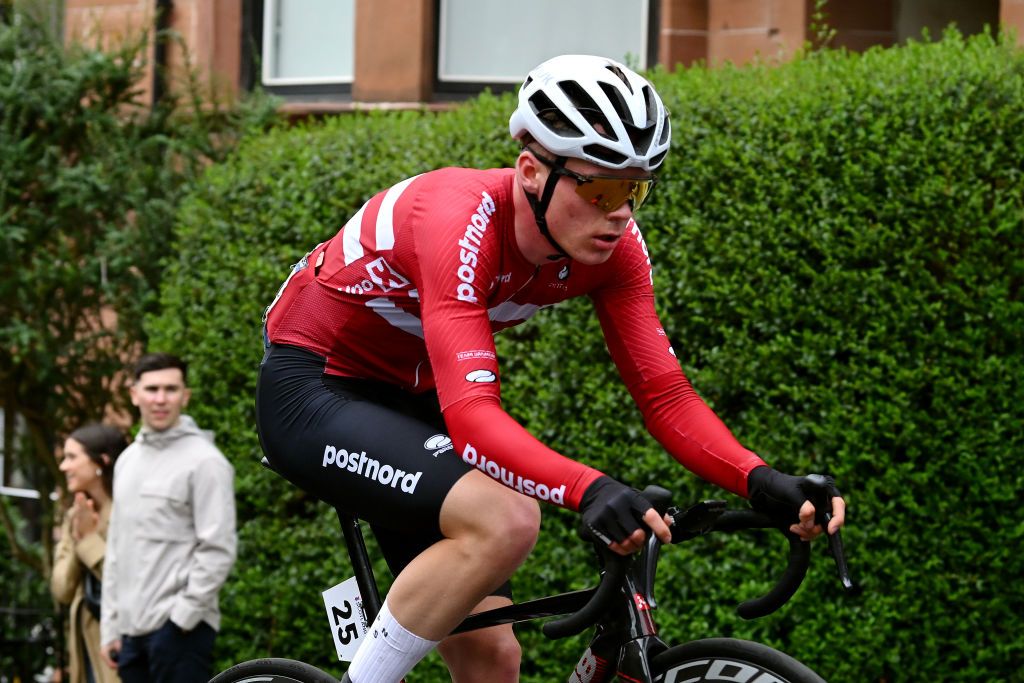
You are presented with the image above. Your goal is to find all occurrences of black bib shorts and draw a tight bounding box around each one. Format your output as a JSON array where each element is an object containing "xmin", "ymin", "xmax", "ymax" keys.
[{"xmin": 256, "ymin": 343, "xmax": 512, "ymax": 598}]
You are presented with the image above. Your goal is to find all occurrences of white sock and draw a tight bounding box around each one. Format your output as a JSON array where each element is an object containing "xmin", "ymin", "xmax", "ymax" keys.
[{"xmin": 347, "ymin": 600, "xmax": 439, "ymax": 683}]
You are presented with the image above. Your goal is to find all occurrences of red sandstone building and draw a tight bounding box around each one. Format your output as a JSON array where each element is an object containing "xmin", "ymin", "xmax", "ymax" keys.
[{"xmin": 56, "ymin": 0, "xmax": 1024, "ymax": 113}]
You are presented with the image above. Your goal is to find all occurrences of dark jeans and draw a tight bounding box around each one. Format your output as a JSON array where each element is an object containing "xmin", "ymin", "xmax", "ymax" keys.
[
  {"xmin": 84, "ymin": 650, "xmax": 96, "ymax": 683},
  {"xmin": 118, "ymin": 619, "xmax": 215, "ymax": 683}
]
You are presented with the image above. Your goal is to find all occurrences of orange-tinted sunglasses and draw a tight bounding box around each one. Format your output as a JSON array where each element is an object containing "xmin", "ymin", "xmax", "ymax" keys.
[{"xmin": 531, "ymin": 150, "xmax": 657, "ymax": 212}]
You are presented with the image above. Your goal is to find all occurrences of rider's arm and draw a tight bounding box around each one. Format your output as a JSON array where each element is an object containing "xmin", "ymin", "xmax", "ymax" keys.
[
  {"xmin": 591, "ymin": 221, "xmax": 766, "ymax": 497},
  {"xmin": 442, "ymin": 394, "xmax": 603, "ymax": 510},
  {"xmin": 413, "ymin": 184, "xmax": 603, "ymax": 510},
  {"xmin": 629, "ymin": 371, "xmax": 766, "ymax": 496},
  {"xmin": 595, "ymin": 229, "xmax": 844, "ymax": 535}
]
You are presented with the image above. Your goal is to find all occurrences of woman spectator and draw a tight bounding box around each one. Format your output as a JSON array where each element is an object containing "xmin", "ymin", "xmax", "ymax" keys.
[{"xmin": 51, "ymin": 423, "xmax": 127, "ymax": 683}]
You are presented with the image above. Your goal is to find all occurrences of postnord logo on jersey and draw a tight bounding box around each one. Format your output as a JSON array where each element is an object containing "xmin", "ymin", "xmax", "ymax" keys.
[
  {"xmin": 454, "ymin": 191, "xmax": 496, "ymax": 304},
  {"xmin": 461, "ymin": 442, "xmax": 565, "ymax": 504}
]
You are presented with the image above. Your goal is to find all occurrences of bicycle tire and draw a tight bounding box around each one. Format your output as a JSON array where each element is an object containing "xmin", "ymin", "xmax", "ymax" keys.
[
  {"xmin": 209, "ymin": 657, "xmax": 339, "ymax": 683},
  {"xmin": 651, "ymin": 638, "xmax": 827, "ymax": 683}
]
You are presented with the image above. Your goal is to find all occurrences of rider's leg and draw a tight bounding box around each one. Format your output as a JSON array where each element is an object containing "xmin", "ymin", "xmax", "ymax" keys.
[
  {"xmin": 256, "ymin": 349, "xmax": 537, "ymax": 681},
  {"xmin": 437, "ymin": 596, "xmax": 521, "ymax": 683},
  {"xmin": 348, "ymin": 471, "xmax": 539, "ymax": 682},
  {"xmin": 387, "ymin": 468, "xmax": 539, "ymax": 635}
]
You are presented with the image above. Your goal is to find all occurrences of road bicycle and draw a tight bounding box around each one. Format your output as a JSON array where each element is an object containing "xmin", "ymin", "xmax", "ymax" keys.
[{"xmin": 211, "ymin": 473, "xmax": 852, "ymax": 682}]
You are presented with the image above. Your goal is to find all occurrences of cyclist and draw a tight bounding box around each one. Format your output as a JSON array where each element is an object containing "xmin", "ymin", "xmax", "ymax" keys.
[{"xmin": 256, "ymin": 54, "xmax": 846, "ymax": 683}]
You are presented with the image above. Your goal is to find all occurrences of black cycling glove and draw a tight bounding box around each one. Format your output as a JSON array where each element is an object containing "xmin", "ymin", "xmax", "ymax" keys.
[
  {"xmin": 747, "ymin": 465, "xmax": 841, "ymax": 526},
  {"xmin": 578, "ymin": 476, "xmax": 653, "ymax": 546}
]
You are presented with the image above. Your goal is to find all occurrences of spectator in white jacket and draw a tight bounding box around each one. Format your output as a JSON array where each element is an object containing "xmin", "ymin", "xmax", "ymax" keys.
[{"xmin": 99, "ymin": 353, "xmax": 236, "ymax": 683}]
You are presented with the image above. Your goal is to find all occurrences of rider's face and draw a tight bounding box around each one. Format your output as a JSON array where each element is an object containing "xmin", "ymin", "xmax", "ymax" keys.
[{"xmin": 539, "ymin": 158, "xmax": 647, "ymax": 266}]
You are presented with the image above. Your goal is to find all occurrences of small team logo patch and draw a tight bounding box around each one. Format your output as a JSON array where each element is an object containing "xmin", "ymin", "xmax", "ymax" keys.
[
  {"xmin": 456, "ymin": 349, "xmax": 496, "ymax": 362},
  {"xmin": 424, "ymin": 434, "xmax": 451, "ymax": 450},
  {"xmin": 465, "ymin": 369, "xmax": 496, "ymax": 383},
  {"xmin": 423, "ymin": 435, "xmax": 454, "ymax": 457}
]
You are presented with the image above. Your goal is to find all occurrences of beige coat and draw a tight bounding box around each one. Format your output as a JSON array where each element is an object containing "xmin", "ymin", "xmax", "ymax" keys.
[{"xmin": 51, "ymin": 504, "xmax": 121, "ymax": 683}]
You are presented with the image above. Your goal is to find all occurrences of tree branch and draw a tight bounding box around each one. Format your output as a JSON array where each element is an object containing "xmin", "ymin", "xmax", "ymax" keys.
[{"xmin": 0, "ymin": 496, "xmax": 43, "ymax": 575}]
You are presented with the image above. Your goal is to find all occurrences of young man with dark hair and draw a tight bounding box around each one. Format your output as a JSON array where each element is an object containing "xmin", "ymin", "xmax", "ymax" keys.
[{"xmin": 99, "ymin": 352, "xmax": 237, "ymax": 682}]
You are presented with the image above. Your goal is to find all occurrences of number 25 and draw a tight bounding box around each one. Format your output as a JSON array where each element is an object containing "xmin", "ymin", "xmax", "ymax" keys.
[{"xmin": 332, "ymin": 601, "xmax": 359, "ymax": 645}]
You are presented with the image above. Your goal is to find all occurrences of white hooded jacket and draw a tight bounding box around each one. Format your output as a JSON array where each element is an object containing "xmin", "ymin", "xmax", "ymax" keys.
[{"xmin": 100, "ymin": 415, "xmax": 236, "ymax": 646}]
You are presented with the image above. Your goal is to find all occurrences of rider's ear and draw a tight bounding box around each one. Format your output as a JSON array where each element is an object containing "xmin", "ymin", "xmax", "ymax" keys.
[{"xmin": 516, "ymin": 150, "xmax": 544, "ymax": 194}]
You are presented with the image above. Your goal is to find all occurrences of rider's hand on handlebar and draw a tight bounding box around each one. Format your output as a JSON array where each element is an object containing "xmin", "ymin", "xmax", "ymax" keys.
[
  {"xmin": 579, "ymin": 476, "xmax": 673, "ymax": 555},
  {"xmin": 793, "ymin": 497, "xmax": 845, "ymax": 540},
  {"xmin": 747, "ymin": 466, "xmax": 846, "ymax": 541}
]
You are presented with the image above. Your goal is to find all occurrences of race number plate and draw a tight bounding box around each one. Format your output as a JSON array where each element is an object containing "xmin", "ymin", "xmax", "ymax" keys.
[{"xmin": 322, "ymin": 576, "xmax": 368, "ymax": 661}]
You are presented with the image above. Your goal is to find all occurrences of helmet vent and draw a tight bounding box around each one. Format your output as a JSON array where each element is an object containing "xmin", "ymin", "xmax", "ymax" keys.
[
  {"xmin": 583, "ymin": 143, "xmax": 627, "ymax": 166},
  {"xmin": 659, "ymin": 116, "xmax": 671, "ymax": 146},
  {"xmin": 642, "ymin": 86, "xmax": 659, "ymax": 127},
  {"xmin": 598, "ymin": 82, "xmax": 632, "ymax": 124},
  {"xmin": 558, "ymin": 80, "xmax": 615, "ymax": 141},
  {"xmin": 625, "ymin": 121, "xmax": 655, "ymax": 155},
  {"xmin": 530, "ymin": 91, "xmax": 583, "ymax": 138},
  {"xmin": 604, "ymin": 64, "xmax": 635, "ymax": 94}
]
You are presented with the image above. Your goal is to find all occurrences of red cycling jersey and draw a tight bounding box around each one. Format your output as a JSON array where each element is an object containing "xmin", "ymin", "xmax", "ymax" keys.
[{"xmin": 265, "ymin": 167, "xmax": 766, "ymax": 510}]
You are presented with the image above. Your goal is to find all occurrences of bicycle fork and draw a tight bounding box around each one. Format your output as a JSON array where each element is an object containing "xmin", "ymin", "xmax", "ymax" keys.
[{"xmin": 568, "ymin": 535, "xmax": 668, "ymax": 683}]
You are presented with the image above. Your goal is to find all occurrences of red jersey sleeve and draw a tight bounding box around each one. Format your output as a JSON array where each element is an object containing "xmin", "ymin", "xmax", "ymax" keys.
[
  {"xmin": 592, "ymin": 222, "xmax": 767, "ymax": 497},
  {"xmin": 413, "ymin": 178, "xmax": 602, "ymax": 510}
]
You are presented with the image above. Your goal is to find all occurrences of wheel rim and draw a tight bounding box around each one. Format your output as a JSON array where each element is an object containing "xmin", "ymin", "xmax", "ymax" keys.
[
  {"xmin": 658, "ymin": 656, "xmax": 794, "ymax": 683},
  {"xmin": 229, "ymin": 676, "xmax": 321, "ymax": 683}
]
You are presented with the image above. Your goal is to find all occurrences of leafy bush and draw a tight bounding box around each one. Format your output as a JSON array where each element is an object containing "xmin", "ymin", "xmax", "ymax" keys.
[{"xmin": 149, "ymin": 30, "xmax": 1023, "ymax": 681}]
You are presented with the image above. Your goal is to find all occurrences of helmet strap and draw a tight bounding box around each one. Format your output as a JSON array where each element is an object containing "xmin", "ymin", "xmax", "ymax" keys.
[{"xmin": 524, "ymin": 156, "xmax": 570, "ymax": 260}]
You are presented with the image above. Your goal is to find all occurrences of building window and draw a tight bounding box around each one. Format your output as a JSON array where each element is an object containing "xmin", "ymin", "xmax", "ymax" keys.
[
  {"xmin": 895, "ymin": 0, "xmax": 999, "ymax": 43},
  {"xmin": 0, "ymin": 409, "xmax": 39, "ymax": 501},
  {"xmin": 262, "ymin": 0, "xmax": 354, "ymax": 94},
  {"xmin": 437, "ymin": 0, "xmax": 655, "ymax": 93}
]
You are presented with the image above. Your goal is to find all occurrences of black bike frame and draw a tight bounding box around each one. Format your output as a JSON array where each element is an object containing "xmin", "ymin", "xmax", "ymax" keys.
[
  {"xmin": 336, "ymin": 509, "xmax": 385, "ymax": 625},
  {"xmin": 339, "ymin": 507, "xmax": 597, "ymax": 630},
  {"xmin": 336, "ymin": 508, "xmax": 671, "ymax": 683},
  {"xmin": 258, "ymin": 446, "xmax": 848, "ymax": 682}
]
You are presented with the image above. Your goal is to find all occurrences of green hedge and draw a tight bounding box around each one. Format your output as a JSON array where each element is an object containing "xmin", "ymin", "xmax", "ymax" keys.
[{"xmin": 148, "ymin": 31, "xmax": 1023, "ymax": 681}]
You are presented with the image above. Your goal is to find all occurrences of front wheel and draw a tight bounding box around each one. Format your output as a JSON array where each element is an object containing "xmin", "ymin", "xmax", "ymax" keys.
[
  {"xmin": 651, "ymin": 638, "xmax": 827, "ymax": 683},
  {"xmin": 210, "ymin": 657, "xmax": 338, "ymax": 683}
]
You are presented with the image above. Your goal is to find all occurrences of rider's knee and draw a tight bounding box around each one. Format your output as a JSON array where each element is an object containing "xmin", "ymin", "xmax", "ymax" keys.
[
  {"xmin": 444, "ymin": 474, "xmax": 541, "ymax": 565},
  {"xmin": 488, "ymin": 629, "xmax": 523, "ymax": 675},
  {"xmin": 501, "ymin": 490, "xmax": 541, "ymax": 536},
  {"xmin": 438, "ymin": 627, "xmax": 521, "ymax": 681},
  {"xmin": 487, "ymin": 492, "xmax": 541, "ymax": 559}
]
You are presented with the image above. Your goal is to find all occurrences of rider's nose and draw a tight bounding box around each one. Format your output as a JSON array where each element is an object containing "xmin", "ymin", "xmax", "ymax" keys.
[{"xmin": 606, "ymin": 201, "xmax": 634, "ymax": 221}]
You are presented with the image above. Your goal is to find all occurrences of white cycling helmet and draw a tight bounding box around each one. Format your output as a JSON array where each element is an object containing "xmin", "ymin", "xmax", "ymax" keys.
[{"xmin": 509, "ymin": 54, "xmax": 671, "ymax": 171}]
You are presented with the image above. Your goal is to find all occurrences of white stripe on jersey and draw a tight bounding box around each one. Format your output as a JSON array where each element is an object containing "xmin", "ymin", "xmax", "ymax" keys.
[
  {"xmin": 343, "ymin": 202, "xmax": 368, "ymax": 265},
  {"xmin": 366, "ymin": 297, "xmax": 425, "ymax": 338},
  {"xmin": 488, "ymin": 301, "xmax": 547, "ymax": 324},
  {"xmin": 376, "ymin": 175, "xmax": 421, "ymax": 251}
]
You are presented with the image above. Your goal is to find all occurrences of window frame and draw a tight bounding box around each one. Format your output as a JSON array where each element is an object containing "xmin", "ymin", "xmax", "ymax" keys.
[
  {"xmin": 250, "ymin": 0, "xmax": 355, "ymax": 98},
  {"xmin": 432, "ymin": 0, "xmax": 660, "ymax": 99}
]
